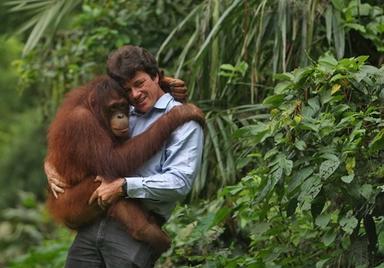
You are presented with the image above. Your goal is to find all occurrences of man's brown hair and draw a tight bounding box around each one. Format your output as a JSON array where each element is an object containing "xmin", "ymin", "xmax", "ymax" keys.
[{"xmin": 106, "ymin": 45, "xmax": 162, "ymax": 87}]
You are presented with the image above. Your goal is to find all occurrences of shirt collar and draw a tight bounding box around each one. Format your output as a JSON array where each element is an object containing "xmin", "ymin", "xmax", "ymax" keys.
[
  {"xmin": 153, "ymin": 93, "xmax": 173, "ymax": 109},
  {"xmin": 130, "ymin": 93, "xmax": 173, "ymax": 115}
]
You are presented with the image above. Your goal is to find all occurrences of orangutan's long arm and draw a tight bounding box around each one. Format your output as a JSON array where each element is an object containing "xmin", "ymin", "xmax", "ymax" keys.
[{"xmin": 109, "ymin": 103, "xmax": 204, "ymax": 177}]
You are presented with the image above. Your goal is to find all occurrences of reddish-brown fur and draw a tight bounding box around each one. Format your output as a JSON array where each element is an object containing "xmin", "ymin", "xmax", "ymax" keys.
[{"xmin": 45, "ymin": 76, "xmax": 204, "ymax": 253}]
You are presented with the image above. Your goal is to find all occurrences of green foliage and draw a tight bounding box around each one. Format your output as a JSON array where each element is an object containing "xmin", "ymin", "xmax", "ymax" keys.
[
  {"xmin": 0, "ymin": 108, "xmax": 46, "ymax": 209},
  {"xmin": 332, "ymin": 0, "xmax": 384, "ymax": 53},
  {"xmin": 0, "ymin": 37, "xmax": 46, "ymax": 209},
  {"xmin": 0, "ymin": 37, "xmax": 23, "ymax": 123},
  {"xmin": 8, "ymin": 234, "xmax": 71, "ymax": 268},
  {"xmin": 156, "ymin": 0, "xmax": 384, "ymax": 199},
  {"xmin": 159, "ymin": 54, "xmax": 384, "ymax": 267},
  {"xmin": 15, "ymin": 0, "xmax": 200, "ymax": 117},
  {"xmin": 237, "ymin": 53, "xmax": 384, "ymax": 265},
  {"xmin": 12, "ymin": 0, "xmax": 384, "ymax": 200},
  {"xmin": 0, "ymin": 192, "xmax": 73, "ymax": 267},
  {"xmin": 4, "ymin": 1, "xmax": 384, "ymax": 267},
  {"xmin": 4, "ymin": 0, "xmax": 82, "ymax": 55}
]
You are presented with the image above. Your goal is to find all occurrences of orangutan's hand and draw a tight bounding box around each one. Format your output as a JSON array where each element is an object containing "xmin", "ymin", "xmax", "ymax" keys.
[{"xmin": 162, "ymin": 76, "xmax": 188, "ymax": 103}]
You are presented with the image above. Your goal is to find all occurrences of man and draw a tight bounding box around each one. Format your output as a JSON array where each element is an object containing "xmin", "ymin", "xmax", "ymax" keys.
[{"xmin": 47, "ymin": 45, "xmax": 204, "ymax": 268}]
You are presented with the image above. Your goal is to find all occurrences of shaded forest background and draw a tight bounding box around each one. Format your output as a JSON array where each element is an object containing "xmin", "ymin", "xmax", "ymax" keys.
[{"xmin": 1, "ymin": 0, "xmax": 384, "ymax": 267}]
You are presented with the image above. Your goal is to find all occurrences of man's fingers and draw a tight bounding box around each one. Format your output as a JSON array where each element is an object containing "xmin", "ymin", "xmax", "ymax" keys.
[
  {"xmin": 55, "ymin": 179, "xmax": 69, "ymax": 188},
  {"xmin": 49, "ymin": 177, "xmax": 69, "ymax": 188},
  {"xmin": 94, "ymin": 176, "xmax": 102, "ymax": 182},
  {"xmin": 89, "ymin": 191, "xmax": 98, "ymax": 205},
  {"xmin": 105, "ymin": 196, "xmax": 114, "ymax": 205},
  {"xmin": 98, "ymin": 197, "xmax": 107, "ymax": 210},
  {"xmin": 44, "ymin": 162, "xmax": 65, "ymax": 185},
  {"xmin": 51, "ymin": 183, "xmax": 64, "ymax": 194},
  {"xmin": 50, "ymin": 182, "xmax": 65, "ymax": 199},
  {"xmin": 51, "ymin": 186, "xmax": 58, "ymax": 199},
  {"xmin": 44, "ymin": 161, "xmax": 56, "ymax": 175}
]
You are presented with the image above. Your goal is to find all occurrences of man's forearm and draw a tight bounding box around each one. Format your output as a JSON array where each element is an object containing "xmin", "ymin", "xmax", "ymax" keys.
[{"xmin": 124, "ymin": 172, "xmax": 193, "ymax": 202}]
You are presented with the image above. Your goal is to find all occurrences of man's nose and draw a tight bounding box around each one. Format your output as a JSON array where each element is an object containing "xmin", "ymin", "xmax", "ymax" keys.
[{"xmin": 130, "ymin": 88, "xmax": 141, "ymax": 98}]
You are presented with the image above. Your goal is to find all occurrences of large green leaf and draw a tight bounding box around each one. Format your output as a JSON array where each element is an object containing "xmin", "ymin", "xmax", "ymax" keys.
[{"xmin": 319, "ymin": 159, "xmax": 340, "ymax": 180}]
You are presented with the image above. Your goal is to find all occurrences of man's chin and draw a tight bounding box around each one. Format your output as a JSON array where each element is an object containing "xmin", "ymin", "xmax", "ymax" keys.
[
  {"xmin": 135, "ymin": 101, "xmax": 151, "ymax": 113},
  {"xmin": 136, "ymin": 104, "xmax": 149, "ymax": 113}
]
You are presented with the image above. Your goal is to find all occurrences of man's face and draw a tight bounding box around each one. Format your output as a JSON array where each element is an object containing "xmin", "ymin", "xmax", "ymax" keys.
[{"xmin": 124, "ymin": 71, "xmax": 164, "ymax": 113}]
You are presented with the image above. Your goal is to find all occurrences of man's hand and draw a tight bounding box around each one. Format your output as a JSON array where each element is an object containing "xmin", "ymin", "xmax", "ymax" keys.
[
  {"xmin": 161, "ymin": 76, "xmax": 188, "ymax": 103},
  {"xmin": 44, "ymin": 161, "xmax": 69, "ymax": 198},
  {"xmin": 88, "ymin": 176, "xmax": 125, "ymax": 209}
]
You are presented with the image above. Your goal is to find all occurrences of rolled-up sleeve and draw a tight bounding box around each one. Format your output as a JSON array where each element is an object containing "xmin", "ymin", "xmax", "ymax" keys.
[{"xmin": 125, "ymin": 120, "xmax": 204, "ymax": 202}]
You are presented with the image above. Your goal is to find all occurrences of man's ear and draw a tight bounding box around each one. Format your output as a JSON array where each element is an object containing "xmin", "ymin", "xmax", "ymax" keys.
[{"xmin": 154, "ymin": 73, "xmax": 159, "ymax": 84}]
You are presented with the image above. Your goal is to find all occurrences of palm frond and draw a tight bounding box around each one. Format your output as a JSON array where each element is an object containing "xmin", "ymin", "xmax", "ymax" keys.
[
  {"xmin": 194, "ymin": 0, "xmax": 243, "ymax": 61},
  {"xmin": 4, "ymin": 0, "xmax": 81, "ymax": 55}
]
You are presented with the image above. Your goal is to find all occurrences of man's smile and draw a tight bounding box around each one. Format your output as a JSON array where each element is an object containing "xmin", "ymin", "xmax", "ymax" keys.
[{"xmin": 136, "ymin": 96, "xmax": 146, "ymax": 105}]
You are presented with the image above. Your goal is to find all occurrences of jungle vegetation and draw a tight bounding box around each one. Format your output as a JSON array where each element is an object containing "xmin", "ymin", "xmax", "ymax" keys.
[{"xmin": 1, "ymin": 0, "xmax": 384, "ymax": 267}]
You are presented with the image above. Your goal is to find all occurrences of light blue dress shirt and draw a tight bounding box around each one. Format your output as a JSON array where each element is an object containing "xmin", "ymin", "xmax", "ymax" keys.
[{"xmin": 124, "ymin": 93, "xmax": 204, "ymax": 220}]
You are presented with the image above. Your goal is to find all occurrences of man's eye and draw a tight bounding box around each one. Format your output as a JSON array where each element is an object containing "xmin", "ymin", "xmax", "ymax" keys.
[{"xmin": 135, "ymin": 80, "xmax": 144, "ymax": 87}]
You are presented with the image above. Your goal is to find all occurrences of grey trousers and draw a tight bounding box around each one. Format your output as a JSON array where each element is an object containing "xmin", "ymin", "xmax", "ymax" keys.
[{"xmin": 65, "ymin": 217, "xmax": 158, "ymax": 268}]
